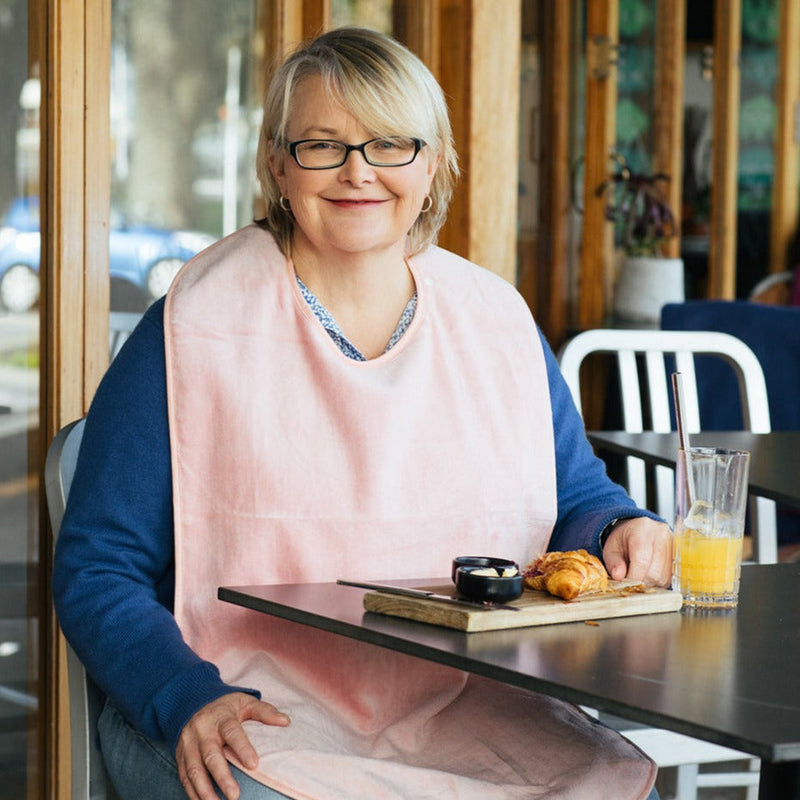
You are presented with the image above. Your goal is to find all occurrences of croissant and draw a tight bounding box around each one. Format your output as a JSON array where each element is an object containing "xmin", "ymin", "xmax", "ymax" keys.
[{"xmin": 523, "ymin": 549, "xmax": 608, "ymax": 600}]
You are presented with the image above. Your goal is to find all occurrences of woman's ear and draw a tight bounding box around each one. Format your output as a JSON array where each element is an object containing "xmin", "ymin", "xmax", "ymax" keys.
[
  {"xmin": 425, "ymin": 151, "xmax": 442, "ymax": 192},
  {"xmin": 268, "ymin": 141, "xmax": 287, "ymax": 192}
]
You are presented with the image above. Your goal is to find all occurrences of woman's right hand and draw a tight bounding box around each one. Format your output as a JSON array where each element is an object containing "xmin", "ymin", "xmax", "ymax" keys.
[{"xmin": 176, "ymin": 692, "xmax": 291, "ymax": 800}]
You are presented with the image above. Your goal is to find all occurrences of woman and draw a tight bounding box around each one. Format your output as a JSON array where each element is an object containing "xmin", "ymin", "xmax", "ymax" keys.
[{"xmin": 53, "ymin": 27, "xmax": 671, "ymax": 800}]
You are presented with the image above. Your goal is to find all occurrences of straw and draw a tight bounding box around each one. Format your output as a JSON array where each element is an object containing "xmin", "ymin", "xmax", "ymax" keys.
[{"xmin": 671, "ymin": 372, "xmax": 695, "ymax": 507}]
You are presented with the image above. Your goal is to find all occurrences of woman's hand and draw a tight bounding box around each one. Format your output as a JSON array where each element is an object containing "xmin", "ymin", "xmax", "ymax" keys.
[
  {"xmin": 602, "ymin": 517, "xmax": 673, "ymax": 587},
  {"xmin": 176, "ymin": 692, "xmax": 290, "ymax": 800}
]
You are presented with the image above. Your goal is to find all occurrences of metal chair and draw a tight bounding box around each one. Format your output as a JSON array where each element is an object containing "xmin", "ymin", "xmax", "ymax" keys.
[
  {"xmin": 558, "ymin": 328, "xmax": 776, "ymax": 564},
  {"xmin": 558, "ymin": 328, "xmax": 770, "ymax": 800},
  {"xmin": 46, "ymin": 418, "xmax": 117, "ymax": 800}
]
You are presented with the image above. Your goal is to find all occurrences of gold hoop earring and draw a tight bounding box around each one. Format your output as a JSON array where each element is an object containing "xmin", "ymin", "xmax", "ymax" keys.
[
  {"xmin": 420, "ymin": 195, "xmax": 433, "ymax": 213},
  {"xmin": 279, "ymin": 196, "xmax": 291, "ymax": 212}
]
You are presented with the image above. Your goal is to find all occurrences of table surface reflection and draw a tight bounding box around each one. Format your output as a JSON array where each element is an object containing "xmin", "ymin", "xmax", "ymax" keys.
[{"xmin": 220, "ymin": 563, "xmax": 800, "ymax": 765}]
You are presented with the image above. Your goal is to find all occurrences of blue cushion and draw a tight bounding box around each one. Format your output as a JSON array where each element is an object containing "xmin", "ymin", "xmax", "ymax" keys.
[{"xmin": 661, "ymin": 300, "xmax": 800, "ymax": 432}]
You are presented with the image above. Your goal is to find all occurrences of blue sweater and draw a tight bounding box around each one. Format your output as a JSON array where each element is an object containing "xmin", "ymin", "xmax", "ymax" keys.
[{"xmin": 52, "ymin": 296, "xmax": 656, "ymax": 751}]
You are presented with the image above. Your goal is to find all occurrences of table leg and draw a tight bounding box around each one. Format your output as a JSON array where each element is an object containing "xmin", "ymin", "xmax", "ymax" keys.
[{"xmin": 759, "ymin": 760, "xmax": 800, "ymax": 800}]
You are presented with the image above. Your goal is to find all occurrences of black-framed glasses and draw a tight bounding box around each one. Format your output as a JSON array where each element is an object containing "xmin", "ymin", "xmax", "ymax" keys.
[{"xmin": 287, "ymin": 137, "xmax": 425, "ymax": 170}]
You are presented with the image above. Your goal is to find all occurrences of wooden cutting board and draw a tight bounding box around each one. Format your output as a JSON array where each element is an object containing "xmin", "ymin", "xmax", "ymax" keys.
[{"xmin": 363, "ymin": 581, "xmax": 683, "ymax": 632}]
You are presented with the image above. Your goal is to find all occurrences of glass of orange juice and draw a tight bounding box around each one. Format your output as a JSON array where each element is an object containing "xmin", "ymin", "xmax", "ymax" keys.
[{"xmin": 672, "ymin": 447, "xmax": 750, "ymax": 608}]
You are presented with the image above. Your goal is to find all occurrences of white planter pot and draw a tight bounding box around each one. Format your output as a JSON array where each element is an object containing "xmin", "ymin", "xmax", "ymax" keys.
[{"xmin": 614, "ymin": 256, "xmax": 685, "ymax": 324}]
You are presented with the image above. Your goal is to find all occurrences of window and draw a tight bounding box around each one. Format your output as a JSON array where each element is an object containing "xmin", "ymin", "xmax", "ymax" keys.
[{"xmin": 0, "ymin": 0, "xmax": 41, "ymax": 795}]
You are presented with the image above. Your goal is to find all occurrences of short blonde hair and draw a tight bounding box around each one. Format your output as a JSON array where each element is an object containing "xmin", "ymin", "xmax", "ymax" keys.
[{"xmin": 256, "ymin": 27, "xmax": 459, "ymax": 255}]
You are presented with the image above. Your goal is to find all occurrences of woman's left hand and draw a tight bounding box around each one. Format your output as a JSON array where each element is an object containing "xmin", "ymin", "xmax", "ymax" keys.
[
  {"xmin": 602, "ymin": 518, "xmax": 673, "ymax": 587},
  {"xmin": 176, "ymin": 692, "xmax": 290, "ymax": 800}
]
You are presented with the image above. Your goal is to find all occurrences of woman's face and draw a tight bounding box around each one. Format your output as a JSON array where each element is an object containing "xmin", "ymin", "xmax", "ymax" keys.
[{"xmin": 269, "ymin": 75, "xmax": 439, "ymax": 263}]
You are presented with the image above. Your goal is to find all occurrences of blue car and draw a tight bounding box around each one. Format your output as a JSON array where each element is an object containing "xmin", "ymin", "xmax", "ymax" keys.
[{"xmin": 0, "ymin": 197, "xmax": 216, "ymax": 313}]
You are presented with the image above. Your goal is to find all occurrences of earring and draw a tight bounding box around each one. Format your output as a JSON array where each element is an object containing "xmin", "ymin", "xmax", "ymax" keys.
[
  {"xmin": 279, "ymin": 196, "xmax": 291, "ymax": 212},
  {"xmin": 420, "ymin": 195, "xmax": 433, "ymax": 213}
]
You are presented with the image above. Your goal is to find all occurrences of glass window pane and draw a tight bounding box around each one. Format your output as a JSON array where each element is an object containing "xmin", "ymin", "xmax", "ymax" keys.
[
  {"xmin": 683, "ymin": 22, "xmax": 714, "ymax": 299},
  {"xmin": 737, "ymin": 0, "xmax": 778, "ymax": 297},
  {"xmin": 0, "ymin": 0, "xmax": 41, "ymax": 794},
  {"xmin": 615, "ymin": 0, "xmax": 657, "ymax": 177},
  {"xmin": 109, "ymin": 0, "xmax": 261, "ymax": 313}
]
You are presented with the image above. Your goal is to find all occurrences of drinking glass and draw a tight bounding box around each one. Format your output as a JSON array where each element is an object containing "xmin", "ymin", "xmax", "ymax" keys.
[{"xmin": 672, "ymin": 447, "xmax": 750, "ymax": 608}]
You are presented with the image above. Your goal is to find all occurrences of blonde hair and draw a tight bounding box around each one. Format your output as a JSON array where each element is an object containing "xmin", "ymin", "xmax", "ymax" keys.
[{"xmin": 256, "ymin": 27, "xmax": 458, "ymax": 255}]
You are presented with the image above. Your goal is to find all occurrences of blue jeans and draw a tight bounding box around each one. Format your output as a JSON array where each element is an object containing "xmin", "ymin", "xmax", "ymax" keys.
[
  {"xmin": 99, "ymin": 699, "xmax": 662, "ymax": 800},
  {"xmin": 98, "ymin": 700, "xmax": 291, "ymax": 800}
]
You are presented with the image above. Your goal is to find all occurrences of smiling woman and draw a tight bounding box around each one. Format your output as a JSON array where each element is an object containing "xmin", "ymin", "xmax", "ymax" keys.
[
  {"xmin": 257, "ymin": 28, "xmax": 458, "ymax": 259},
  {"xmin": 254, "ymin": 28, "xmax": 456, "ymax": 360}
]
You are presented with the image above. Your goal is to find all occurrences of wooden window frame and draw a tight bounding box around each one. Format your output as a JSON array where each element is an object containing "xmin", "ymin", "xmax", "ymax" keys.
[
  {"xmin": 708, "ymin": 0, "xmax": 741, "ymax": 300},
  {"xmin": 39, "ymin": 0, "xmax": 110, "ymax": 797}
]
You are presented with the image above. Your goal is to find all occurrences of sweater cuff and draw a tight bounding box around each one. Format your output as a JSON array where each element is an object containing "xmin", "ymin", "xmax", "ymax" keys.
[{"xmin": 153, "ymin": 661, "xmax": 261, "ymax": 751}]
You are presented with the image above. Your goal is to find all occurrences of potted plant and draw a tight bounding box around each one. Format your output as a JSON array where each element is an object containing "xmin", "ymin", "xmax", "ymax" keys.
[{"xmin": 596, "ymin": 166, "xmax": 684, "ymax": 323}]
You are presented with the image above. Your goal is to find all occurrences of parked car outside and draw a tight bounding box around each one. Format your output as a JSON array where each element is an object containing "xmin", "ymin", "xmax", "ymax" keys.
[{"xmin": 0, "ymin": 197, "xmax": 216, "ymax": 313}]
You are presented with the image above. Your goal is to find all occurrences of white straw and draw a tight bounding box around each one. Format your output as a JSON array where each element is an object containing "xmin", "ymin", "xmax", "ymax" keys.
[{"xmin": 671, "ymin": 372, "xmax": 695, "ymax": 507}]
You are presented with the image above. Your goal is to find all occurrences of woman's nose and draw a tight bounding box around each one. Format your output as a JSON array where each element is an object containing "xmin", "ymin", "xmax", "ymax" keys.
[{"xmin": 338, "ymin": 149, "xmax": 376, "ymax": 183}]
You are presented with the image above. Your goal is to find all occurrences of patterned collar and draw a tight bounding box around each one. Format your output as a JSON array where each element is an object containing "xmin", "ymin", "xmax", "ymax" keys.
[{"xmin": 296, "ymin": 276, "xmax": 417, "ymax": 361}]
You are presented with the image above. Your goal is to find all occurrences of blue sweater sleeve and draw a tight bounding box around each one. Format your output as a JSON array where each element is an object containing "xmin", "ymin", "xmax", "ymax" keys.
[
  {"xmin": 51, "ymin": 298, "xmax": 257, "ymax": 751},
  {"xmin": 538, "ymin": 330, "xmax": 662, "ymax": 554}
]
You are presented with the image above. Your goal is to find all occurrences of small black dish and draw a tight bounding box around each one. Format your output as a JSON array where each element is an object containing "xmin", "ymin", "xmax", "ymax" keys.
[
  {"xmin": 455, "ymin": 565, "xmax": 524, "ymax": 604},
  {"xmin": 451, "ymin": 556, "xmax": 519, "ymax": 583}
]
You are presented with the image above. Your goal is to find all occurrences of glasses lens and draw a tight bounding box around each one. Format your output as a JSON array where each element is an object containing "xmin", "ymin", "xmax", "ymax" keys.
[
  {"xmin": 294, "ymin": 140, "xmax": 347, "ymax": 168},
  {"xmin": 364, "ymin": 137, "xmax": 418, "ymax": 166}
]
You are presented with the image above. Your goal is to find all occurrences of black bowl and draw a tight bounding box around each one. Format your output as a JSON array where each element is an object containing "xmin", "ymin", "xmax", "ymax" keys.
[
  {"xmin": 455, "ymin": 565, "xmax": 524, "ymax": 603},
  {"xmin": 451, "ymin": 556, "xmax": 519, "ymax": 583}
]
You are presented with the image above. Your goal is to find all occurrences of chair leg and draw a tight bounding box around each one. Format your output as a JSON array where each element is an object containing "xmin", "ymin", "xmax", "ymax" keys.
[
  {"xmin": 745, "ymin": 758, "xmax": 761, "ymax": 800},
  {"xmin": 675, "ymin": 763, "xmax": 699, "ymax": 800}
]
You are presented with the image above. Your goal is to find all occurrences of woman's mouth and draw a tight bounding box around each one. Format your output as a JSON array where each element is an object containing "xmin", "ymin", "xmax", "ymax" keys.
[{"xmin": 328, "ymin": 198, "xmax": 385, "ymax": 209}]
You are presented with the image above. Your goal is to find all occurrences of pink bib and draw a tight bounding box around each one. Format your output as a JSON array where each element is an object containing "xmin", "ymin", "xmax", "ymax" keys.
[{"xmin": 165, "ymin": 225, "xmax": 654, "ymax": 799}]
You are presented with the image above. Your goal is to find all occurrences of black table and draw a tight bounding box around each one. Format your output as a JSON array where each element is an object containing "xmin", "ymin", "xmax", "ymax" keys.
[
  {"xmin": 588, "ymin": 430, "xmax": 800, "ymax": 510},
  {"xmin": 220, "ymin": 563, "xmax": 800, "ymax": 800}
]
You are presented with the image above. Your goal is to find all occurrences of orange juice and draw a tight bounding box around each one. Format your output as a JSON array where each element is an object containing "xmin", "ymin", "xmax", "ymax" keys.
[
  {"xmin": 673, "ymin": 448, "xmax": 750, "ymax": 607},
  {"xmin": 673, "ymin": 529, "xmax": 743, "ymax": 605}
]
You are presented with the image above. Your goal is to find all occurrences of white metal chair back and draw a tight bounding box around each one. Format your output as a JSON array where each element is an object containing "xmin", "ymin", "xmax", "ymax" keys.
[
  {"xmin": 46, "ymin": 419, "xmax": 116, "ymax": 800},
  {"xmin": 558, "ymin": 328, "xmax": 776, "ymax": 563}
]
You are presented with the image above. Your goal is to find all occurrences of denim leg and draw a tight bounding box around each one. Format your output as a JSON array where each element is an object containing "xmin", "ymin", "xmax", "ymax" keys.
[
  {"xmin": 645, "ymin": 786, "xmax": 661, "ymax": 800},
  {"xmin": 98, "ymin": 700, "xmax": 291, "ymax": 800}
]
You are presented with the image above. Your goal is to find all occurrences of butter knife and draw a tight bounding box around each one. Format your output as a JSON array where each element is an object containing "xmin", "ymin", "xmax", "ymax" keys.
[{"xmin": 336, "ymin": 579, "xmax": 520, "ymax": 611}]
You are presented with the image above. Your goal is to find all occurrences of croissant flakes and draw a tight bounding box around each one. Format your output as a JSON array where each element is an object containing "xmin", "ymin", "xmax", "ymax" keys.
[{"xmin": 523, "ymin": 549, "xmax": 609, "ymax": 600}]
